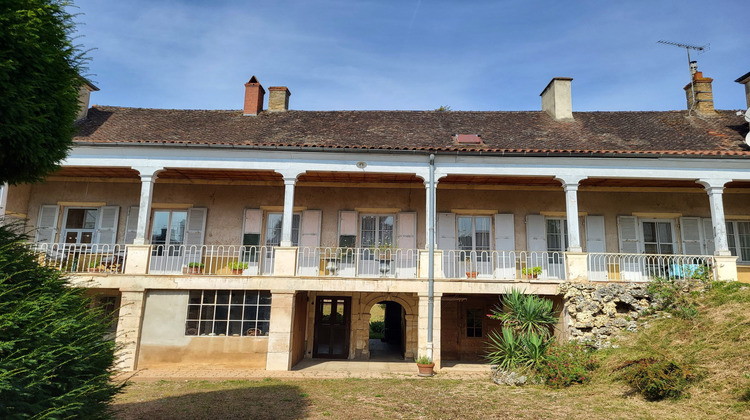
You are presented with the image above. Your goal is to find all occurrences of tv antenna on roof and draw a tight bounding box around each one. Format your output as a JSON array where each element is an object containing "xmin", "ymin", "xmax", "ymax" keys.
[{"xmin": 657, "ymin": 40, "xmax": 709, "ymax": 116}]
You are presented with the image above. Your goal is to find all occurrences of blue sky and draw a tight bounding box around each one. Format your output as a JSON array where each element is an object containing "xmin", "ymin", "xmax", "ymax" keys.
[{"xmin": 71, "ymin": 0, "xmax": 749, "ymax": 112}]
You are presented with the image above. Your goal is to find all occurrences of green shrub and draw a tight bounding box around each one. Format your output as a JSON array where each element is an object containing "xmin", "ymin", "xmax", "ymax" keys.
[
  {"xmin": 486, "ymin": 327, "xmax": 526, "ymax": 370},
  {"xmin": 487, "ymin": 289, "xmax": 556, "ymax": 338},
  {"xmin": 536, "ymin": 342, "xmax": 599, "ymax": 388},
  {"xmin": 648, "ymin": 277, "xmax": 701, "ymax": 318},
  {"xmin": 369, "ymin": 320, "xmax": 385, "ymax": 339},
  {"xmin": 619, "ymin": 357, "xmax": 698, "ymax": 400},
  {"xmin": 0, "ymin": 225, "xmax": 122, "ymax": 418}
]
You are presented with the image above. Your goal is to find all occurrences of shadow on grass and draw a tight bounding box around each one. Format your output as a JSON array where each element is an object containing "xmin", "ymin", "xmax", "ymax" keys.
[{"xmin": 114, "ymin": 383, "xmax": 309, "ymax": 420}]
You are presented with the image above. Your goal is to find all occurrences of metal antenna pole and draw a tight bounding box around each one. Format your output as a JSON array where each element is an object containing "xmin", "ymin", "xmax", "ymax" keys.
[{"xmin": 657, "ymin": 40, "xmax": 708, "ymax": 116}]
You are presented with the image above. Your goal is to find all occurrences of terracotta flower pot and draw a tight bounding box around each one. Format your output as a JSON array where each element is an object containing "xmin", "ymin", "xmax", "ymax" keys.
[
  {"xmin": 417, "ymin": 362, "xmax": 435, "ymax": 377},
  {"xmin": 466, "ymin": 271, "xmax": 478, "ymax": 278}
]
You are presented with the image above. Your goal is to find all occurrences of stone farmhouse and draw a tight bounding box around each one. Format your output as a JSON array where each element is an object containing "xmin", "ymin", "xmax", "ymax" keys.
[{"xmin": 1, "ymin": 67, "xmax": 750, "ymax": 372}]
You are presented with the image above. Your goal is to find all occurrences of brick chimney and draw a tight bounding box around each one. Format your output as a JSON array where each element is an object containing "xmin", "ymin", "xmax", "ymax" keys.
[
  {"xmin": 735, "ymin": 71, "xmax": 750, "ymax": 109},
  {"xmin": 243, "ymin": 76, "xmax": 265, "ymax": 116},
  {"xmin": 76, "ymin": 78, "xmax": 99, "ymax": 120},
  {"xmin": 268, "ymin": 86, "xmax": 291, "ymax": 112},
  {"xmin": 684, "ymin": 63, "xmax": 717, "ymax": 115},
  {"xmin": 540, "ymin": 77, "xmax": 574, "ymax": 121}
]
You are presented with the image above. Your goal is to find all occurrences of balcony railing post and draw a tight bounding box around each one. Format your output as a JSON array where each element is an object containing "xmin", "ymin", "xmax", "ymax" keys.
[
  {"xmin": 565, "ymin": 251, "xmax": 588, "ymax": 282},
  {"xmin": 714, "ymin": 255, "xmax": 738, "ymax": 282},
  {"xmin": 273, "ymin": 246, "xmax": 298, "ymax": 276},
  {"xmin": 124, "ymin": 245, "xmax": 151, "ymax": 274}
]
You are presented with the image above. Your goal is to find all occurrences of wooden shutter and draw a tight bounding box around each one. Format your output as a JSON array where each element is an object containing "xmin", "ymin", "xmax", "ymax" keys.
[
  {"xmin": 525, "ymin": 215, "xmax": 547, "ymax": 252},
  {"xmin": 95, "ymin": 206, "xmax": 120, "ymax": 244},
  {"xmin": 585, "ymin": 215, "xmax": 606, "ymax": 253},
  {"xmin": 184, "ymin": 207, "xmax": 207, "ymax": 246},
  {"xmin": 617, "ymin": 216, "xmax": 640, "ymax": 253},
  {"xmin": 298, "ymin": 210, "xmax": 322, "ymax": 276},
  {"xmin": 35, "ymin": 205, "xmax": 59, "ymax": 243},
  {"xmin": 338, "ymin": 210, "xmax": 358, "ymax": 247},
  {"xmin": 679, "ymin": 217, "xmax": 703, "ymax": 255},
  {"xmin": 243, "ymin": 209, "xmax": 263, "ymax": 245},
  {"xmin": 300, "ymin": 210, "xmax": 322, "ymax": 248},
  {"xmin": 124, "ymin": 206, "xmax": 139, "ymax": 244},
  {"xmin": 703, "ymin": 218, "xmax": 715, "ymax": 255},
  {"xmin": 396, "ymin": 212, "xmax": 417, "ymax": 249},
  {"xmin": 493, "ymin": 214, "xmax": 515, "ymax": 279},
  {"xmin": 494, "ymin": 214, "xmax": 515, "ymax": 251},
  {"xmin": 437, "ymin": 213, "xmax": 456, "ymax": 250}
]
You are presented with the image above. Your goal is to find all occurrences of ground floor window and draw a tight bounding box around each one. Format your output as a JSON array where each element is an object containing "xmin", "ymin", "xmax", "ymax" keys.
[
  {"xmin": 185, "ymin": 290, "xmax": 271, "ymax": 337},
  {"xmin": 466, "ymin": 308, "xmax": 483, "ymax": 338},
  {"xmin": 727, "ymin": 221, "xmax": 750, "ymax": 262}
]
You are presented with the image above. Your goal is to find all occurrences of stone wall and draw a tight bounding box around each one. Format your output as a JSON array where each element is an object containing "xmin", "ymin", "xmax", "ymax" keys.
[
  {"xmin": 560, "ymin": 280, "xmax": 706, "ymax": 348},
  {"xmin": 560, "ymin": 282, "xmax": 653, "ymax": 348}
]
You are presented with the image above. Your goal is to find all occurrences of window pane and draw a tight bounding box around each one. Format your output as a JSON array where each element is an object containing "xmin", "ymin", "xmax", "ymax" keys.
[
  {"xmin": 66, "ymin": 209, "xmax": 86, "ymax": 229},
  {"xmin": 738, "ymin": 222, "xmax": 750, "ymax": 261},
  {"xmin": 379, "ymin": 216, "xmax": 394, "ymax": 246},
  {"xmin": 361, "ymin": 216, "xmax": 376, "ymax": 247},
  {"xmin": 265, "ymin": 213, "xmax": 283, "ymax": 246},
  {"xmin": 214, "ymin": 305, "xmax": 229, "ymax": 320},
  {"xmin": 151, "ymin": 211, "xmax": 170, "ymax": 245},
  {"xmin": 259, "ymin": 291, "xmax": 272, "ymax": 304},
  {"xmin": 457, "ymin": 217, "xmax": 472, "ymax": 250},
  {"xmin": 642, "ymin": 222, "xmax": 656, "ymax": 243},
  {"xmin": 186, "ymin": 305, "xmax": 200, "ymax": 320},
  {"xmin": 657, "ymin": 222, "xmax": 672, "ymax": 243},
  {"xmin": 83, "ymin": 209, "xmax": 99, "ymax": 229},
  {"xmin": 256, "ymin": 321, "xmax": 270, "ymax": 336},
  {"xmin": 229, "ymin": 306, "xmax": 243, "ymax": 320},
  {"xmin": 245, "ymin": 291, "xmax": 259, "ymax": 305},
  {"xmin": 169, "ymin": 211, "xmax": 187, "ymax": 245},
  {"xmin": 216, "ymin": 290, "xmax": 230, "ymax": 304},
  {"xmin": 189, "ymin": 291, "xmax": 202, "ymax": 304},
  {"xmin": 228, "ymin": 321, "xmax": 243, "ymax": 336},
  {"xmin": 292, "ymin": 214, "xmax": 301, "ymax": 247}
]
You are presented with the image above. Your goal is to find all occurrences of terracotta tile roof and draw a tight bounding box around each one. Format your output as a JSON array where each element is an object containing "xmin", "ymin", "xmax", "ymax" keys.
[{"xmin": 74, "ymin": 106, "xmax": 750, "ymax": 157}]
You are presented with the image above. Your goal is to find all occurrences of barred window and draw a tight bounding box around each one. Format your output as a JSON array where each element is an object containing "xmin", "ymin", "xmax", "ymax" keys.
[{"xmin": 185, "ymin": 290, "xmax": 271, "ymax": 337}]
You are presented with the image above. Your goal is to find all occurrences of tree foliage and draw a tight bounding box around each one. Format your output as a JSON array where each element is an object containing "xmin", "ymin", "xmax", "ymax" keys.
[
  {"xmin": 0, "ymin": 0, "xmax": 85, "ymax": 185},
  {"xmin": 0, "ymin": 225, "xmax": 122, "ymax": 418}
]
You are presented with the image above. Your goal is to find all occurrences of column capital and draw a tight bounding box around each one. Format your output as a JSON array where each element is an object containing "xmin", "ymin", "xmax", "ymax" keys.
[
  {"xmin": 275, "ymin": 169, "xmax": 304, "ymax": 182},
  {"xmin": 697, "ymin": 178, "xmax": 732, "ymax": 192},
  {"xmin": 132, "ymin": 166, "xmax": 163, "ymax": 180},
  {"xmin": 554, "ymin": 175, "xmax": 587, "ymax": 189}
]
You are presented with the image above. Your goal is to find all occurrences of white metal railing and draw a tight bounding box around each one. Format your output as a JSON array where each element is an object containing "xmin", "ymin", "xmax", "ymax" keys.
[
  {"xmin": 29, "ymin": 243, "xmax": 127, "ymax": 274},
  {"xmin": 441, "ymin": 250, "xmax": 566, "ymax": 281},
  {"xmin": 587, "ymin": 253, "xmax": 715, "ymax": 282},
  {"xmin": 148, "ymin": 245, "xmax": 275, "ymax": 275},
  {"xmin": 297, "ymin": 247, "xmax": 419, "ymax": 278}
]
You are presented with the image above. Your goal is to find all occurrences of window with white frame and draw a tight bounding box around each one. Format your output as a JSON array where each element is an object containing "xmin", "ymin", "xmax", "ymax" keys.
[
  {"xmin": 360, "ymin": 215, "xmax": 394, "ymax": 247},
  {"xmin": 62, "ymin": 208, "xmax": 99, "ymax": 244},
  {"xmin": 185, "ymin": 290, "xmax": 272, "ymax": 337},
  {"xmin": 726, "ymin": 221, "xmax": 750, "ymax": 262},
  {"xmin": 150, "ymin": 210, "xmax": 187, "ymax": 256},
  {"xmin": 642, "ymin": 219, "xmax": 675, "ymax": 254},
  {"xmin": 457, "ymin": 215, "xmax": 491, "ymax": 260},
  {"xmin": 545, "ymin": 218, "xmax": 568, "ymax": 252},
  {"xmin": 265, "ymin": 213, "xmax": 300, "ymax": 246}
]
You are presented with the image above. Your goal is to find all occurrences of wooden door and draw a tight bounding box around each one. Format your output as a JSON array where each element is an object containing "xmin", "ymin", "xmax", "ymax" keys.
[{"xmin": 313, "ymin": 296, "xmax": 351, "ymax": 359}]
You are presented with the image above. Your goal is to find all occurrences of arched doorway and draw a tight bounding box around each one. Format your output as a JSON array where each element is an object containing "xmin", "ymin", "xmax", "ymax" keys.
[{"xmin": 369, "ymin": 301, "xmax": 405, "ymax": 360}]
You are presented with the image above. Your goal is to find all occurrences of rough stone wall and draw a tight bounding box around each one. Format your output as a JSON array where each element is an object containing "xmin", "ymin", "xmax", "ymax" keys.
[
  {"xmin": 560, "ymin": 282, "xmax": 653, "ymax": 348},
  {"xmin": 560, "ymin": 280, "xmax": 706, "ymax": 348}
]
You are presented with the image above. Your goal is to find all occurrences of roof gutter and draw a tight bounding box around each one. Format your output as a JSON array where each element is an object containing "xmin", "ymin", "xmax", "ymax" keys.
[{"xmin": 71, "ymin": 141, "xmax": 750, "ymax": 160}]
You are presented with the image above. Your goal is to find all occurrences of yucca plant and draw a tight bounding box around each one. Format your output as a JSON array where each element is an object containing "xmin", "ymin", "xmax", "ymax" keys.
[
  {"xmin": 489, "ymin": 289, "xmax": 556, "ymax": 338},
  {"xmin": 519, "ymin": 331, "xmax": 551, "ymax": 369},
  {"xmin": 486, "ymin": 327, "xmax": 525, "ymax": 369}
]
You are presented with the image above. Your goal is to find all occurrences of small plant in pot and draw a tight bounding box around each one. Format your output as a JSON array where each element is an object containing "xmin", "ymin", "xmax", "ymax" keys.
[
  {"xmin": 230, "ymin": 261, "xmax": 248, "ymax": 275},
  {"xmin": 187, "ymin": 262, "xmax": 204, "ymax": 274},
  {"xmin": 87, "ymin": 260, "xmax": 102, "ymax": 272},
  {"xmin": 522, "ymin": 266, "xmax": 542, "ymax": 279},
  {"xmin": 465, "ymin": 256, "xmax": 478, "ymax": 278},
  {"xmin": 415, "ymin": 354, "xmax": 435, "ymax": 377}
]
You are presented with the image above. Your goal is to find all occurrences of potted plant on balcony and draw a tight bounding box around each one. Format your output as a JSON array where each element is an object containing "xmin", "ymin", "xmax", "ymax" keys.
[
  {"xmin": 415, "ymin": 354, "xmax": 435, "ymax": 377},
  {"xmin": 465, "ymin": 256, "xmax": 478, "ymax": 278},
  {"xmin": 230, "ymin": 261, "xmax": 248, "ymax": 275},
  {"xmin": 87, "ymin": 260, "xmax": 103, "ymax": 273},
  {"xmin": 187, "ymin": 262, "xmax": 204, "ymax": 274},
  {"xmin": 522, "ymin": 266, "xmax": 542, "ymax": 279}
]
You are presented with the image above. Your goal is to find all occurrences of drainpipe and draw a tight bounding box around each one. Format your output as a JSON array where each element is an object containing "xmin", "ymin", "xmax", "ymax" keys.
[{"xmin": 427, "ymin": 154, "xmax": 435, "ymax": 361}]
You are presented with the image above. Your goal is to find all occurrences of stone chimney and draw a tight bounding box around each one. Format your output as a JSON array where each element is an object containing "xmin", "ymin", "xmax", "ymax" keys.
[
  {"xmin": 735, "ymin": 71, "xmax": 750, "ymax": 109},
  {"xmin": 76, "ymin": 78, "xmax": 99, "ymax": 120},
  {"xmin": 684, "ymin": 63, "xmax": 717, "ymax": 115},
  {"xmin": 268, "ymin": 86, "xmax": 291, "ymax": 112},
  {"xmin": 540, "ymin": 77, "xmax": 573, "ymax": 121},
  {"xmin": 243, "ymin": 76, "xmax": 265, "ymax": 116}
]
